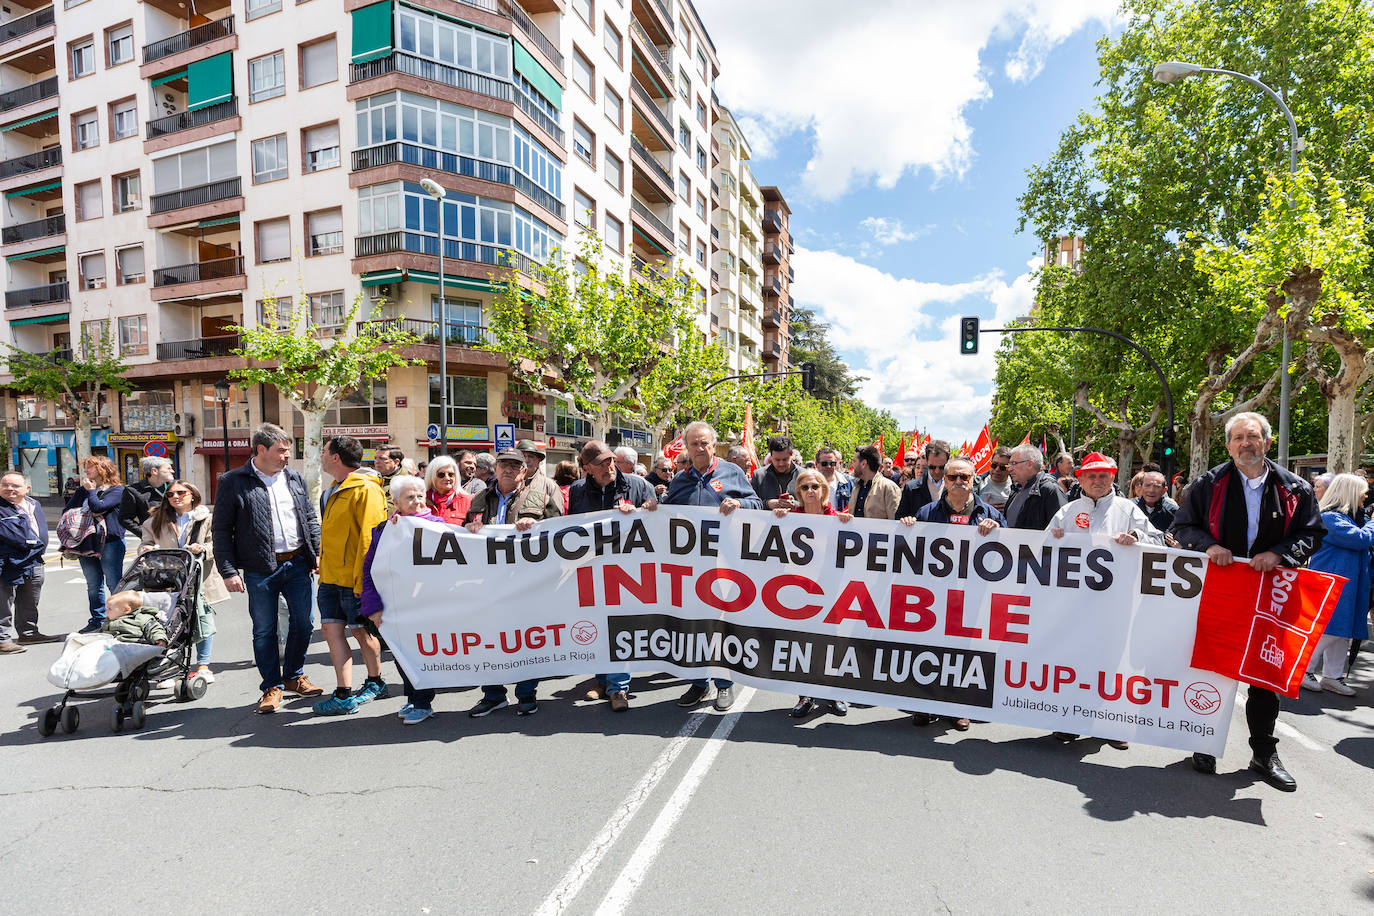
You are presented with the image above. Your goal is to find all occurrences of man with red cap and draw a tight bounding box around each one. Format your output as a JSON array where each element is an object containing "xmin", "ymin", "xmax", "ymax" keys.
[{"xmin": 1046, "ymin": 451, "xmax": 1162, "ymax": 749}]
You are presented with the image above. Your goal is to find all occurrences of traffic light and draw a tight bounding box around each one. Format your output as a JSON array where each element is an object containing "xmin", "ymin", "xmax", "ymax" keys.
[
  {"xmin": 1161, "ymin": 426, "xmax": 1175, "ymax": 459},
  {"xmin": 960, "ymin": 317, "xmax": 980, "ymax": 354},
  {"xmin": 800, "ymin": 362, "xmax": 816, "ymax": 392}
]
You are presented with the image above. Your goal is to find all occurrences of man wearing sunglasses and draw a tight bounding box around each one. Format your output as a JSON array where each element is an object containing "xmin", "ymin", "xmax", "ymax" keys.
[
  {"xmin": 815, "ymin": 446, "xmax": 851, "ymax": 512},
  {"xmin": 977, "ymin": 446, "xmax": 1014, "ymax": 512},
  {"xmin": 896, "ymin": 439, "xmax": 951, "ymax": 520}
]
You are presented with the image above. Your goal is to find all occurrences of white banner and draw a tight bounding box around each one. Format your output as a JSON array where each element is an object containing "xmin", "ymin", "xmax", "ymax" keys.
[{"xmin": 372, "ymin": 508, "xmax": 1237, "ymax": 754}]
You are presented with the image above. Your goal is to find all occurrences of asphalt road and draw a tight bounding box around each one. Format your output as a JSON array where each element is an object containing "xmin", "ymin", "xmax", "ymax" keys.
[{"xmin": 3, "ymin": 550, "xmax": 1373, "ymax": 915}]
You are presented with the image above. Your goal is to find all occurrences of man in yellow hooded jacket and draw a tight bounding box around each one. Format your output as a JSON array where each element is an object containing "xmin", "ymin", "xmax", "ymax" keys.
[{"xmin": 313, "ymin": 435, "xmax": 388, "ymax": 715}]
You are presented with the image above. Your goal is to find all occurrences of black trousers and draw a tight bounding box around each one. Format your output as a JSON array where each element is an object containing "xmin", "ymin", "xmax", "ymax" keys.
[{"xmin": 1245, "ymin": 684, "xmax": 1280, "ymax": 758}]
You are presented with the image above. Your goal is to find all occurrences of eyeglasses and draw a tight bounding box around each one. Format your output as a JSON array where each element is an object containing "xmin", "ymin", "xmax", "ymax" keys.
[
  {"xmin": 990, "ymin": 463, "xmax": 1009, "ymax": 470},
  {"xmin": 166, "ymin": 490, "xmax": 192, "ymax": 498},
  {"xmin": 798, "ymin": 483, "xmax": 823, "ymax": 491},
  {"xmin": 904, "ymin": 459, "xmax": 918, "ymax": 465},
  {"xmin": 945, "ymin": 473, "xmax": 972, "ymax": 482},
  {"xmin": 1009, "ymin": 458, "xmax": 1031, "ymax": 466},
  {"xmin": 435, "ymin": 471, "xmax": 457, "ymax": 478},
  {"xmin": 818, "ymin": 461, "xmax": 837, "ymax": 467}
]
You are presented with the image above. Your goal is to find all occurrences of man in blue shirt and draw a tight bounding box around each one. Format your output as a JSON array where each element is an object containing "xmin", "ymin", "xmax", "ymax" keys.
[{"xmin": 661, "ymin": 421, "xmax": 761, "ymax": 710}]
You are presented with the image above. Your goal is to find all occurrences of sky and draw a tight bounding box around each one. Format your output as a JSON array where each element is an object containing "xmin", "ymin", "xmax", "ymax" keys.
[{"xmin": 694, "ymin": 0, "xmax": 1123, "ymax": 442}]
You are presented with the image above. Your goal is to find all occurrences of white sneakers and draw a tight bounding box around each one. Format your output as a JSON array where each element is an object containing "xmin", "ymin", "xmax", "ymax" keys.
[
  {"xmin": 1303, "ymin": 672, "xmax": 1357, "ymax": 696},
  {"xmin": 1301, "ymin": 673, "xmax": 1323, "ymax": 692}
]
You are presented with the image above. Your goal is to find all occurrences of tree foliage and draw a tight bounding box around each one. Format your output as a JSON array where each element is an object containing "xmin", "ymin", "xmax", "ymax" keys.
[{"xmin": 788, "ymin": 306, "xmax": 860, "ymax": 400}]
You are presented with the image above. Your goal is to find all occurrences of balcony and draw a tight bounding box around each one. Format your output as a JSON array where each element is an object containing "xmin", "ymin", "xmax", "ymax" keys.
[
  {"xmin": 156, "ymin": 334, "xmax": 243, "ymax": 361},
  {"xmin": 766, "ymin": 341, "xmax": 782, "ymax": 359},
  {"xmin": 0, "ymin": 146, "xmax": 60, "ymax": 182},
  {"xmin": 0, "ymin": 76, "xmax": 58, "ymax": 114},
  {"xmin": 354, "ymin": 230, "xmax": 534, "ymax": 275},
  {"xmin": 763, "ymin": 276, "xmax": 781, "ymax": 298},
  {"xmin": 351, "ymin": 52, "xmax": 513, "ymax": 104},
  {"xmin": 2, "ymin": 213, "xmax": 63, "ymax": 245},
  {"xmin": 632, "ymin": 254, "xmax": 668, "ymax": 283},
  {"xmin": 630, "ymin": 197, "xmax": 673, "ymax": 248},
  {"xmin": 0, "ymin": 6, "xmax": 54, "ymax": 46},
  {"xmin": 146, "ymin": 97, "xmax": 238, "ymax": 140},
  {"xmin": 763, "ymin": 209, "xmax": 783, "ymax": 233},
  {"xmin": 499, "ymin": 0, "xmax": 562, "ymax": 71},
  {"xmin": 153, "ymin": 255, "xmax": 245, "ymax": 288},
  {"xmin": 630, "ymin": 79, "xmax": 673, "ymax": 140},
  {"xmin": 762, "ymin": 242, "xmax": 781, "ymax": 265},
  {"xmin": 762, "ymin": 309, "xmax": 782, "ymax": 329},
  {"xmin": 356, "ymin": 317, "xmax": 494, "ymax": 348},
  {"xmin": 630, "ymin": 19, "xmax": 671, "ymax": 85},
  {"xmin": 352, "ymin": 141, "xmax": 564, "ymax": 220},
  {"xmin": 142, "ymin": 15, "xmax": 234, "ymax": 65},
  {"xmin": 788, "ymin": 265, "xmax": 796, "ymax": 282},
  {"xmin": 5, "ymin": 280, "xmax": 67, "ymax": 308},
  {"xmin": 630, "ymin": 136, "xmax": 673, "ymax": 194},
  {"xmin": 150, "ymin": 176, "xmax": 242, "ymax": 216}
]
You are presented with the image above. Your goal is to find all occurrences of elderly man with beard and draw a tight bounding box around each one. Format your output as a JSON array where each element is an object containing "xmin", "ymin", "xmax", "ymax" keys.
[{"xmin": 1169, "ymin": 412, "xmax": 1323, "ymax": 791}]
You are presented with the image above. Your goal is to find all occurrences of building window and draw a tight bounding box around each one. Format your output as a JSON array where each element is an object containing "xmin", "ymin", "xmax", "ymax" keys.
[
  {"xmin": 603, "ymin": 20, "xmax": 621, "ymax": 64},
  {"xmin": 202, "ymin": 383, "xmax": 249, "ymax": 431},
  {"xmin": 573, "ymin": 119, "xmax": 594, "ymax": 167},
  {"xmin": 678, "ymin": 67, "xmax": 690, "ymax": 104},
  {"xmin": 116, "ymin": 246, "xmax": 144, "ymax": 285},
  {"xmin": 325, "ymin": 377, "xmax": 387, "ymax": 426},
  {"xmin": 432, "ymin": 296, "xmax": 484, "ymax": 344},
  {"xmin": 357, "ymin": 182, "xmax": 402, "ymax": 234},
  {"xmin": 74, "ymin": 110, "xmax": 98, "ymax": 150},
  {"xmin": 696, "ymin": 239, "xmax": 706, "ymax": 266},
  {"xmin": 110, "ymin": 98, "xmax": 137, "ymax": 141},
  {"xmin": 246, "ymin": 0, "xmax": 283, "ymax": 20},
  {"xmin": 695, "ymin": 192, "xmax": 706, "ymax": 220},
  {"xmin": 79, "ymin": 251, "xmax": 106, "ymax": 290},
  {"xmin": 76, "ymin": 180, "xmax": 102, "ymax": 221},
  {"xmin": 114, "ymin": 172, "xmax": 140, "ymax": 213},
  {"xmin": 678, "ymin": 221, "xmax": 690, "ymax": 254},
  {"xmin": 256, "ymin": 217, "xmax": 291, "ymax": 263},
  {"xmin": 303, "ymin": 123, "xmax": 340, "ymax": 172},
  {"xmin": 122, "ymin": 389, "xmax": 175, "ymax": 433},
  {"xmin": 605, "ymin": 150, "xmax": 623, "ymax": 192},
  {"xmin": 696, "ymin": 144, "xmax": 706, "ymax": 174},
  {"xmin": 118, "ymin": 315, "xmax": 148, "ymax": 356},
  {"xmin": 395, "ymin": 7, "xmax": 510, "ymax": 78},
  {"xmin": 572, "ymin": 0, "xmax": 592, "ymax": 26},
  {"xmin": 697, "ymin": 47, "xmax": 707, "ymax": 78},
  {"xmin": 677, "ymin": 171, "xmax": 689, "ymax": 202},
  {"xmin": 678, "ymin": 119, "xmax": 690, "ymax": 151},
  {"xmin": 603, "ymin": 84, "xmax": 622, "ymax": 129},
  {"xmin": 574, "ymin": 188, "xmax": 594, "ymax": 229},
  {"xmin": 554, "ymin": 397, "xmax": 592, "ymax": 437},
  {"xmin": 310, "ymin": 290, "xmax": 346, "ymax": 332},
  {"xmin": 605, "ymin": 214, "xmax": 623, "ymax": 254},
  {"xmin": 71, "ymin": 38, "xmax": 95, "ymax": 78},
  {"xmin": 249, "ymin": 52, "xmax": 286, "ymax": 103},
  {"xmin": 81, "ymin": 319, "xmax": 110, "ymax": 356},
  {"xmin": 572, "ymin": 46, "xmax": 594, "ymax": 98},
  {"xmin": 151, "ymin": 140, "xmax": 236, "ymax": 194},
  {"xmin": 677, "ymin": 17, "xmax": 691, "ymax": 51},
  {"xmin": 257, "ymin": 296, "xmax": 294, "ymax": 329},
  {"xmin": 306, "ymin": 209, "xmax": 343, "ymax": 257},
  {"xmin": 251, "ymin": 134, "xmax": 288, "ymax": 183},
  {"xmin": 106, "ymin": 24, "xmax": 134, "ymax": 66},
  {"xmin": 300, "ymin": 36, "xmax": 337, "ymax": 89},
  {"xmin": 429, "ymin": 374, "xmax": 487, "ymax": 428},
  {"xmin": 696, "ymin": 98, "xmax": 706, "ymax": 128}
]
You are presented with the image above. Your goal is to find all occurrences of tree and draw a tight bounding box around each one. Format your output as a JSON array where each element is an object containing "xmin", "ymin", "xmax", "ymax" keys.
[
  {"xmin": 229, "ymin": 292, "xmax": 421, "ymax": 503},
  {"xmin": 487, "ymin": 232, "xmax": 696, "ymax": 439},
  {"xmin": 788, "ymin": 306, "xmax": 859, "ymax": 400},
  {"xmin": 4, "ymin": 325, "xmax": 130, "ymax": 468}
]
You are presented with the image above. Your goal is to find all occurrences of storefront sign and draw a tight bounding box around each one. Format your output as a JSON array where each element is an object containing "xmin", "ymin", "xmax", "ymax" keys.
[
  {"xmin": 16, "ymin": 430, "xmax": 109, "ymax": 449},
  {"xmin": 108, "ymin": 431, "xmax": 178, "ymax": 445},
  {"xmin": 546, "ymin": 435, "xmax": 581, "ymax": 452},
  {"xmin": 614, "ymin": 429, "xmax": 653, "ymax": 449},
  {"xmin": 199, "ymin": 438, "xmax": 251, "ymax": 450},
  {"xmin": 323, "ymin": 425, "xmax": 390, "ymax": 440},
  {"xmin": 395, "ymin": 396, "xmax": 408, "ymax": 408}
]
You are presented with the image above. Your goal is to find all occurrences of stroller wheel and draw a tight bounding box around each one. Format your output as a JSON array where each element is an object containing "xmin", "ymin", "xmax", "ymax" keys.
[
  {"xmin": 187, "ymin": 676, "xmax": 208, "ymax": 701},
  {"xmin": 38, "ymin": 706, "xmax": 60, "ymax": 737},
  {"xmin": 173, "ymin": 678, "xmax": 190, "ymax": 702},
  {"xmin": 110, "ymin": 704, "xmax": 125, "ymax": 733},
  {"xmin": 60, "ymin": 705, "xmax": 80, "ymax": 734},
  {"xmin": 130, "ymin": 681, "xmax": 149, "ymax": 703},
  {"xmin": 130, "ymin": 701, "xmax": 147, "ymax": 730}
]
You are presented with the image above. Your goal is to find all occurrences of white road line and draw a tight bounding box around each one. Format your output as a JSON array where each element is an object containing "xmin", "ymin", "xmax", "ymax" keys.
[
  {"xmin": 532, "ymin": 706, "xmax": 714, "ymax": 916},
  {"xmin": 1233, "ymin": 692, "xmax": 1323, "ymax": 751},
  {"xmin": 594, "ymin": 687, "xmax": 756, "ymax": 916}
]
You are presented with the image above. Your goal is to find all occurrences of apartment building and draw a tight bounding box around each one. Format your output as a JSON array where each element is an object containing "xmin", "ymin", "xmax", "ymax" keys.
[
  {"xmin": 0, "ymin": 0, "xmax": 781, "ymax": 496},
  {"xmin": 759, "ymin": 185, "xmax": 793, "ymax": 374},
  {"xmin": 709, "ymin": 105, "xmax": 762, "ymax": 373},
  {"xmin": 1044, "ymin": 234, "xmax": 1084, "ymax": 270}
]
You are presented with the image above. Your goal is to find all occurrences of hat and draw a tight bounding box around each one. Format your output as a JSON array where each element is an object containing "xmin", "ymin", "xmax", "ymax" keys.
[
  {"xmin": 1076, "ymin": 452, "xmax": 1117, "ymax": 476},
  {"xmin": 515, "ymin": 438, "xmax": 546, "ymax": 457},
  {"xmin": 495, "ymin": 449, "xmax": 526, "ymax": 464}
]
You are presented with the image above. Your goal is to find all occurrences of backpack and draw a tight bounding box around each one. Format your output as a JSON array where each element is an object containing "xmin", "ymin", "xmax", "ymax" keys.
[{"xmin": 58, "ymin": 506, "xmax": 106, "ymax": 558}]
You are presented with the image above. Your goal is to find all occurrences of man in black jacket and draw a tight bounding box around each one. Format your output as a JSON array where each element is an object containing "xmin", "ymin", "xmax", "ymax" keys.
[
  {"xmin": 118, "ymin": 456, "xmax": 174, "ymax": 535},
  {"xmin": 897, "ymin": 440, "xmax": 951, "ymax": 520},
  {"xmin": 1003, "ymin": 444, "xmax": 1067, "ymax": 531},
  {"xmin": 751, "ymin": 435, "xmax": 799, "ymax": 509},
  {"xmin": 1168, "ymin": 412, "xmax": 1324, "ymax": 791},
  {"xmin": 211, "ymin": 423, "xmax": 324, "ymax": 714}
]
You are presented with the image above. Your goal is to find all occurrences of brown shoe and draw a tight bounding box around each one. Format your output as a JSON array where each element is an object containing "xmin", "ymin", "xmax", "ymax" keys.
[
  {"xmin": 585, "ymin": 682, "xmax": 606, "ymax": 700},
  {"xmin": 283, "ymin": 675, "xmax": 324, "ymax": 697},
  {"xmin": 953, "ymin": 717, "xmax": 971, "ymax": 731},
  {"xmin": 0, "ymin": 641, "xmax": 26, "ymax": 654},
  {"xmin": 609, "ymin": 691, "xmax": 630, "ymax": 712},
  {"xmin": 257, "ymin": 686, "xmax": 283, "ymax": 714}
]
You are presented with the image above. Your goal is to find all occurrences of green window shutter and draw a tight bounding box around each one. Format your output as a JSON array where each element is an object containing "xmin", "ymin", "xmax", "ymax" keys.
[
  {"xmin": 513, "ymin": 39, "xmax": 561, "ymax": 110},
  {"xmin": 351, "ymin": 1, "xmax": 394, "ymax": 64},
  {"xmin": 187, "ymin": 52, "xmax": 233, "ymax": 110}
]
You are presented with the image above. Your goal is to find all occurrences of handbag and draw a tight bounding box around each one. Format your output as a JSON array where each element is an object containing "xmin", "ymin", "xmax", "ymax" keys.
[{"xmin": 57, "ymin": 505, "xmax": 107, "ymax": 558}]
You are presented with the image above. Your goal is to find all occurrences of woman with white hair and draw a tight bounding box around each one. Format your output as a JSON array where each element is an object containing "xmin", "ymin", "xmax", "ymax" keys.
[
  {"xmin": 424, "ymin": 456, "xmax": 470, "ymax": 524},
  {"xmin": 1312, "ymin": 472, "xmax": 1333, "ymax": 502},
  {"xmin": 1303, "ymin": 472, "xmax": 1374, "ymax": 695}
]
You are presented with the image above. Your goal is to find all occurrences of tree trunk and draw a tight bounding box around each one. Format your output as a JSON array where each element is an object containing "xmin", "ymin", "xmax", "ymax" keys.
[
  {"xmin": 1301, "ymin": 271, "xmax": 1371, "ymax": 473},
  {"xmin": 1074, "ymin": 384, "xmax": 1161, "ymax": 488},
  {"xmin": 74, "ymin": 409, "xmax": 93, "ymax": 468},
  {"xmin": 302, "ymin": 408, "xmax": 327, "ymax": 507},
  {"xmin": 1187, "ymin": 405, "xmax": 1214, "ymax": 480}
]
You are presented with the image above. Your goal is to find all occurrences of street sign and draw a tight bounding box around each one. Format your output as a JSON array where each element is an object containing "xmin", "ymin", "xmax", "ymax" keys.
[
  {"xmin": 425, "ymin": 423, "xmax": 441, "ymax": 442},
  {"xmin": 143, "ymin": 441, "xmax": 167, "ymax": 458},
  {"xmin": 494, "ymin": 423, "xmax": 515, "ymax": 453}
]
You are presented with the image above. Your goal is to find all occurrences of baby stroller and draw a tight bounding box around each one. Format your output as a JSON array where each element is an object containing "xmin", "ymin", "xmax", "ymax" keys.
[{"xmin": 38, "ymin": 548, "xmax": 208, "ymax": 737}]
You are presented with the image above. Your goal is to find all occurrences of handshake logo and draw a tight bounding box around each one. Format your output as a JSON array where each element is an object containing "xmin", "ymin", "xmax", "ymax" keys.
[{"xmin": 1258, "ymin": 635, "xmax": 1284, "ymax": 668}]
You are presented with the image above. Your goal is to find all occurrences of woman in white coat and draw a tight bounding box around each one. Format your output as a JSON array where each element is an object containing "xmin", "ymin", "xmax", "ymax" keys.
[{"xmin": 138, "ymin": 481, "xmax": 228, "ymax": 682}]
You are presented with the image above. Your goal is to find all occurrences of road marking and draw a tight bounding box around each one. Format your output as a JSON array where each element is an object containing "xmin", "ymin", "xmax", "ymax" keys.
[
  {"xmin": 1233, "ymin": 692, "xmax": 1323, "ymax": 751},
  {"xmin": 64, "ymin": 577, "xmax": 86, "ymax": 585},
  {"xmin": 593, "ymin": 687, "xmax": 755, "ymax": 916},
  {"xmin": 532, "ymin": 706, "xmax": 714, "ymax": 916}
]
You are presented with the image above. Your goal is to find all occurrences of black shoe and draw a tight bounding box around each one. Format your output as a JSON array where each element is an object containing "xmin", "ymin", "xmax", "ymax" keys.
[
  {"xmin": 1192, "ymin": 752, "xmax": 1217, "ymax": 774},
  {"xmin": 468, "ymin": 697, "xmax": 508, "ymax": 718},
  {"xmin": 1249, "ymin": 753, "xmax": 1297, "ymax": 792},
  {"xmin": 17, "ymin": 632, "xmax": 62, "ymax": 645},
  {"xmin": 713, "ymin": 686, "xmax": 735, "ymax": 711},
  {"xmin": 1051, "ymin": 732, "xmax": 1079, "ymax": 743},
  {"xmin": 827, "ymin": 700, "xmax": 848, "ymax": 717},
  {"xmin": 912, "ymin": 712, "xmax": 935, "ymax": 726},
  {"xmin": 78, "ymin": 622, "xmax": 102, "ymax": 634},
  {"xmin": 515, "ymin": 698, "xmax": 539, "ymax": 716},
  {"xmin": 790, "ymin": 697, "xmax": 816, "ymax": 718},
  {"xmin": 677, "ymin": 684, "xmax": 709, "ymax": 708},
  {"xmin": 1106, "ymin": 739, "xmax": 1130, "ymax": 750}
]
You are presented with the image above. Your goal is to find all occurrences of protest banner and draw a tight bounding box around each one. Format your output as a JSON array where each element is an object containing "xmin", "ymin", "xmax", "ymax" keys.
[{"xmin": 369, "ymin": 509, "xmax": 1332, "ymax": 755}]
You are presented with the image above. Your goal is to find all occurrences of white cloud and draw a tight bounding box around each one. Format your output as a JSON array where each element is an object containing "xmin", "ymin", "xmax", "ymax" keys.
[
  {"xmin": 791, "ymin": 247, "xmax": 1038, "ymax": 436},
  {"xmin": 859, "ymin": 216, "xmax": 926, "ymax": 246},
  {"xmin": 696, "ymin": 0, "xmax": 1118, "ymax": 199}
]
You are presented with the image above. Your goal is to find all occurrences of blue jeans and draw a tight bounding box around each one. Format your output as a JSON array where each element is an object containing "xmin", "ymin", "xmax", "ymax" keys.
[
  {"xmin": 599, "ymin": 672, "xmax": 630, "ymax": 693},
  {"xmin": 399, "ymin": 665, "xmax": 437, "ymax": 711},
  {"xmin": 194, "ymin": 634, "xmax": 213, "ymax": 666},
  {"xmin": 483, "ymin": 680, "xmax": 538, "ymax": 702},
  {"xmin": 80, "ymin": 537, "xmax": 127, "ymax": 625},
  {"xmin": 692, "ymin": 678, "xmax": 733, "ymax": 689},
  {"xmin": 245, "ymin": 556, "xmax": 314, "ymax": 692}
]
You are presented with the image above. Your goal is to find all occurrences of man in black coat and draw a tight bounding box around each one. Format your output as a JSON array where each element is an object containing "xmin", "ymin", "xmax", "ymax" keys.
[
  {"xmin": 1168, "ymin": 412, "xmax": 1324, "ymax": 791},
  {"xmin": 895, "ymin": 439, "xmax": 951, "ymax": 520},
  {"xmin": 751, "ymin": 434, "xmax": 799, "ymax": 509},
  {"xmin": 1002, "ymin": 445, "xmax": 1067, "ymax": 531},
  {"xmin": 118, "ymin": 456, "xmax": 174, "ymax": 535}
]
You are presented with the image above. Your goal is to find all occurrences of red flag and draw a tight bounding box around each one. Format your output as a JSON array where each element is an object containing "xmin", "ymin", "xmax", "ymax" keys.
[
  {"xmin": 1192, "ymin": 564, "xmax": 1345, "ymax": 697},
  {"xmin": 741, "ymin": 405, "xmax": 759, "ymax": 477},
  {"xmin": 1019, "ymin": 431, "xmax": 1031, "ymax": 446},
  {"xmin": 893, "ymin": 433, "xmax": 907, "ymax": 466},
  {"xmin": 663, "ymin": 434, "xmax": 685, "ymax": 460},
  {"xmin": 1040, "ymin": 433, "xmax": 1048, "ymax": 456},
  {"xmin": 873, "ymin": 434, "xmax": 883, "ymax": 456},
  {"xmin": 968, "ymin": 423, "xmax": 994, "ymax": 474}
]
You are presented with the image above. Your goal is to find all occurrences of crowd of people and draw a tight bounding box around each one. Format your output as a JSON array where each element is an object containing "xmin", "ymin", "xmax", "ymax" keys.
[{"xmin": 0, "ymin": 410, "xmax": 1366, "ymax": 792}]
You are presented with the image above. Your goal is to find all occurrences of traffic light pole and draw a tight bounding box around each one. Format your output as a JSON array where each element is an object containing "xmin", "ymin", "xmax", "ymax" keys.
[
  {"xmin": 702, "ymin": 363, "xmax": 815, "ymax": 393},
  {"xmin": 981, "ymin": 325, "xmax": 1176, "ymax": 482}
]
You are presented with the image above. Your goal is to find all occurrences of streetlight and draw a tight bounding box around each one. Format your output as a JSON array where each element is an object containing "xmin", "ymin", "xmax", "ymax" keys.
[
  {"xmin": 1153, "ymin": 59, "xmax": 1301, "ymax": 465},
  {"xmin": 419, "ymin": 177, "xmax": 449, "ymax": 455},
  {"xmin": 213, "ymin": 377, "xmax": 231, "ymax": 489}
]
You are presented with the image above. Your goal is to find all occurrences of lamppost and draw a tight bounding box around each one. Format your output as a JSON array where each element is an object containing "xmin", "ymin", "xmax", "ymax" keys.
[
  {"xmin": 213, "ymin": 377, "xmax": 231, "ymax": 486},
  {"xmin": 420, "ymin": 177, "xmax": 449, "ymax": 455},
  {"xmin": 1152, "ymin": 60, "xmax": 1301, "ymax": 466}
]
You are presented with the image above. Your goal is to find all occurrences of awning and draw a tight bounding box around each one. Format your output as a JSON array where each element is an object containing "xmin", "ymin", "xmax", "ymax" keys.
[
  {"xmin": 9, "ymin": 312, "xmax": 68, "ymax": 326},
  {"xmin": 198, "ymin": 215, "xmax": 240, "ymax": 228},
  {"xmin": 187, "ymin": 52, "xmax": 232, "ymax": 110},
  {"xmin": 350, "ymin": 1, "xmax": 393, "ymax": 63},
  {"xmin": 514, "ymin": 39, "xmax": 562, "ymax": 109},
  {"xmin": 150, "ymin": 68, "xmax": 188, "ymax": 86},
  {"xmin": 6, "ymin": 245, "xmax": 63, "ymax": 262},
  {"xmin": 360, "ymin": 270, "xmax": 404, "ymax": 286},
  {"xmin": 5, "ymin": 179, "xmax": 61, "ymax": 199},
  {"xmin": 0, "ymin": 110, "xmax": 57, "ymax": 132},
  {"xmin": 402, "ymin": 271, "xmax": 499, "ymax": 293}
]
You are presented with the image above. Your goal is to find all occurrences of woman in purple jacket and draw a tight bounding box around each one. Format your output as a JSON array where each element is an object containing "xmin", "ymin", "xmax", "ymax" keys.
[
  {"xmin": 359, "ymin": 475, "xmax": 444, "ymax": 725},
  {"xmin": 65, "ymin": 455, "xmax": 127, "ymax": 632}
]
